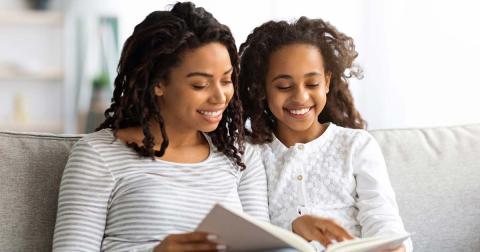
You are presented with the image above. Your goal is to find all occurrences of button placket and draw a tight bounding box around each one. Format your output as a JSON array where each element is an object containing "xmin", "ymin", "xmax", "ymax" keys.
[{"xmin": 295, "ymin": 144, "xmax": 307, "ymax": 214}]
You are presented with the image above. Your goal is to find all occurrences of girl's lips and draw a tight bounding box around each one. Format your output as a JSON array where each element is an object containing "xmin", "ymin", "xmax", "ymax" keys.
[{"xmin": 284, "ymin": 106, "xmax": 313, "ymax": 119}]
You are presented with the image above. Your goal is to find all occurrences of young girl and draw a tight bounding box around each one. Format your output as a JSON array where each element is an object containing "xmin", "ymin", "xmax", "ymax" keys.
[
  {"xmin": 53, "ymin": 2, "xmax": 269, "ymax": 251},
  {"xmin": 239, "ymin": 18, "xmax": 412, "ymax": 252}
]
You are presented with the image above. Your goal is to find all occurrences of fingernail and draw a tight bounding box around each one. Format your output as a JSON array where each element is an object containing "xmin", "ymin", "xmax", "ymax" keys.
[
  {"xmin": 207, "ymin": 234, "xmax": 218, "ymax": 241},
  {"xmin": 216, "ymin": 244, "xmax": 227, "ymax": 250}
]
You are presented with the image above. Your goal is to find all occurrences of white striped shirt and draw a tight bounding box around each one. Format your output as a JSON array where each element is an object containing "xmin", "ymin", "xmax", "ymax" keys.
[{"xmin": 53, "ymin": 129, "xmax": 269, "ymax": 252}]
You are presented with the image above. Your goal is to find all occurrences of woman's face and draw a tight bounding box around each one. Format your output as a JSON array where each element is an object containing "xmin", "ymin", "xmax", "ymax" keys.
[
  {"xmin": 155, "ymin": 42, "xmax": 234, "ymax": 133},
  {"xmin": 265, "ymin": 43, "xmax": 331, "ymax": 136}
]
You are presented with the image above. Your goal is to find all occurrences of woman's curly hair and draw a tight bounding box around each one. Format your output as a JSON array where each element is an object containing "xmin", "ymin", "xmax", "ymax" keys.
[
  {"xmin": 97, "ymin": 2, "xmax": 246, "ymax": 169},
  {"xmin": 239, "ymin": 17, "xmax": 366, "ymax": 144}
]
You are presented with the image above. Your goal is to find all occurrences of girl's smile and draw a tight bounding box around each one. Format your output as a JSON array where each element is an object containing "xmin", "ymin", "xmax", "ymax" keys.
[{"xmin": 283, "ymin": 105, "xmax": 314, "ymax": 120}]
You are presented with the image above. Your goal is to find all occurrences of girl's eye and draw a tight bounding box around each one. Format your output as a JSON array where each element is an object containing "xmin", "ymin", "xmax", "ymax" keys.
[
  {"xmin": 276, "ymin": 85, "xmax": 292, "ymax": 90},
  {"xmin": 306, "ymin": 83, "xmax": 320, "ymax": 88}
]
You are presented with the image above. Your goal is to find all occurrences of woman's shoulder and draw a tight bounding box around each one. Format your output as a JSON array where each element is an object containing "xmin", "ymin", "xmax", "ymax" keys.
[{"xmin": 78, "ymin": 128, "xmax": 116, "ymax": 146}]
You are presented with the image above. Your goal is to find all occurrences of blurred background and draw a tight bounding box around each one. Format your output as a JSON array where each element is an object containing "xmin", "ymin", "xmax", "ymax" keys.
[{"xmin": 0, "ymin": 0, "xmax": 479, "ymax": 134}]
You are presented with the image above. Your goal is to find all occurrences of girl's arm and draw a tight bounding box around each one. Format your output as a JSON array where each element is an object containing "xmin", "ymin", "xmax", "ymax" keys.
[
  {"xmin": 353, "ymin": 132, "xmax": 412, "ymax": 252},
  {"xmin": 52, "ymin": 139, "xmax": 115, "ymax": 251},
  {"xmin": 237, "ymin": 143, "xmax": 270, "ymax": 222}
]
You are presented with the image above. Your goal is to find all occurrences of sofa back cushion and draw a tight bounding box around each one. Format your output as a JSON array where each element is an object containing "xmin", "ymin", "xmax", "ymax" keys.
[
  {"xmin": 1, "ymin": 124, "xmax": 479, "ymax": 251},
  {"xmin": 371, "ymin": 124, "xmax": 480, "ymax": 252},
  {"xmin": 0, "ymin": 132, "xmax": 80, "ymax": 252}
]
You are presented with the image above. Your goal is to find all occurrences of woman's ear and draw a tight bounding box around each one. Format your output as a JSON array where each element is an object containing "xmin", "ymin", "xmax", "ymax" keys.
[
  {"xmin": 154, "ymin": 82, "xmax": 165, "ymax": 96},
  {"xmin": 325, "ymin": 72, "xmax": 332, "ymax": 93}
]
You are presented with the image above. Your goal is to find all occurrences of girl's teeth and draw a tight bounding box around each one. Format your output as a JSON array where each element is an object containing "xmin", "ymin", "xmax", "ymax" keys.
[{"xmin": 289, "ymin": 108, "xmax": 310, "ymax": 115}]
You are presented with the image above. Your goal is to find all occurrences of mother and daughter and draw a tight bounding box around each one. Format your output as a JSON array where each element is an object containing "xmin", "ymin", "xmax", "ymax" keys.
[{"xmin": 53, "ymin": 2, "xmax": 411, "ymax": 252}]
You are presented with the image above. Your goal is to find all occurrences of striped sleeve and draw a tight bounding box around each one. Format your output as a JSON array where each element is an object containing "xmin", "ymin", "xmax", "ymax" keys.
[
  {"xmin": 53, "ymin": 138, "xmax": 115, "ymax": 252},
  {"xmin": 238, "ymin": 143, "xmax": 270, "ymax": 222}
]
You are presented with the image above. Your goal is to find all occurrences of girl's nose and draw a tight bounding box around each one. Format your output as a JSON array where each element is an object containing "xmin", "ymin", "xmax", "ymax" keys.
[{"xmin": 292, "ymin": 85, "xmax": 309, "ymax": 102}]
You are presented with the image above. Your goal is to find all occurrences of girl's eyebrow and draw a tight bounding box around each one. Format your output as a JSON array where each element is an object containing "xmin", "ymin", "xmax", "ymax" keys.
[
  {"xmin": 186, "ymin": 67, "xmax": 233, "ymax": 78},
  {"xmin": 271, "ymin": 72, "xmax": 322, "ymax": 82},
  {"xmin": 271, "ymin": 74, "xmax": 293, "ymax": 82},
  {"xmin": 304, "ymin": 72, "xmax": 322, "ymax": 77}
]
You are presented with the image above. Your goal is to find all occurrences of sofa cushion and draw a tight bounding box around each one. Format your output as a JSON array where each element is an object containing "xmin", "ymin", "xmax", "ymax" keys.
[
  {"xmin": 371, "ymin": 124, "xmax": 480, "ymax": 252},
  {"xmin": 0, "ymin": 132, "xmax": 81, "ymax": 252},
  {"xmin": 1, "ymin": 124, "xmax": 479, "ymax": 252}
]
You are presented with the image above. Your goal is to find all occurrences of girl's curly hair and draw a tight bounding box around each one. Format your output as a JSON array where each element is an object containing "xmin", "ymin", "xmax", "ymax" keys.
[
  {"xmin": 239, "ymin": 17, "xmax": 366, "ymax": 144},
  {"xmin": 97, "ymin": 2, "xmax": 246, "ymax": 169}
]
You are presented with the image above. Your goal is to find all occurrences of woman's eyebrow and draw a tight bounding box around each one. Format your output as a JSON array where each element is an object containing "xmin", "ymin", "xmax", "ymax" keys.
[
  {"xmin": 223, "ymin": 67, "xmax": 233, "ymax": 75},
  {"xmin": 186, "ymin": 72, "xmax": 213, "ymax": 78},
  {"xmin": 186, "ymin": 67, "xmax": 233, "ymax": 78}
]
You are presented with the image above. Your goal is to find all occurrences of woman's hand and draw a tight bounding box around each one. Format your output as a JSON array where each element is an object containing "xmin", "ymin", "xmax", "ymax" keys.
[
  {"xmin": 154, "ymin": 232, "xmax": 226, "ymax": 252},
  {"xmin": 292, "ymin": 215, "xmax": 354, "ymax": 247}
]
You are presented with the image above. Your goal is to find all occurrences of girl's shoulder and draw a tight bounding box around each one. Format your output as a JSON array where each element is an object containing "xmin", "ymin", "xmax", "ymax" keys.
[{"xmin": 328, "ymin": 123, "xmax": 377, "ymax": 146}]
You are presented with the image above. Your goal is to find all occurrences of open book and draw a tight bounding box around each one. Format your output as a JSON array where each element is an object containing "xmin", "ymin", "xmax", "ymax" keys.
[{"xmin": 196, "ymin": 204, "xmax": 410, "ymax": 252}]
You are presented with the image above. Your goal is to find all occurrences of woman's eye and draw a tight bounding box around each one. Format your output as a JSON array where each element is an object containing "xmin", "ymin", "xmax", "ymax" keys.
[
  {"xmin": 192, "ymin": 84, "xmax": 207, "ymax": 90},
  {"xmin": 221, "ymin": 80, "xmax": 233, "ymax": 85}
]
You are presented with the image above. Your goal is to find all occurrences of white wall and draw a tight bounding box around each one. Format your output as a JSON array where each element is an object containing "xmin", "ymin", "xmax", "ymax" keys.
[
  {"xmin": 3, "ymin": 0, "xmax": 480, "ymax": 130},
  {"xmin": 355, "ymin": 0, "xmax": 480, "ymax": 129}
]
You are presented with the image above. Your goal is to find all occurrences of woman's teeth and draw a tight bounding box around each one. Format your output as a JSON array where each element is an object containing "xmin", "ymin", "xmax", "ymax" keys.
[
  {"xmin": 198, "ymin": 110, "xmax": 222, "ymax": 117},
  {"xmin": 288, "ymin": 107, "xmax": 310, "ymax": 115}
]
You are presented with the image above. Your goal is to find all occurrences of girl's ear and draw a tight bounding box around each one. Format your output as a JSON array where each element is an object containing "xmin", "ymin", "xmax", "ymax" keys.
[
  {"xmin": 325, "ymin": 72, "xmax": 332, "ymax": 93},
  {"xmin": 154, "ymin": 82, "xmax": 165, "ymax": 96}
]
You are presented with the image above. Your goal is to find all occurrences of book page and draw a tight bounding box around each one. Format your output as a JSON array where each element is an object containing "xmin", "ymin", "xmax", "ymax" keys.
[
  {"xmin": 196, "ymin": 204, "xmax": 314, "ymax": 252},
  {"xmin": 326, "ymin": 233, "xmax": 410, "ymax": 252}
]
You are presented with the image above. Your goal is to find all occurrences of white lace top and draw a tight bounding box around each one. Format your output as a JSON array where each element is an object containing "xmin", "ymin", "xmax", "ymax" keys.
[{"xmin": 260, "ymin": 123, "xmax": 412, "ymax": 251}]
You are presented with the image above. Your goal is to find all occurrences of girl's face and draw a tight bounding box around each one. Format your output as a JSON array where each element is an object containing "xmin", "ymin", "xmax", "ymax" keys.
[
  {"xmin": 155, "ymin": 42, "xmax": 234, "ymax": 133},
  {"xmin": 265, "ymin": 43, "xmax": 331, "ymax": 136}
]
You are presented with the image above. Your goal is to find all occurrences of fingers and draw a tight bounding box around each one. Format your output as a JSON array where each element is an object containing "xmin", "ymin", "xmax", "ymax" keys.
[
  {"xmin": 310, "ymin": 228, "xmax": 332, "ymax": 247},
  {"xmin": 315, "ymin": 219, "xmax": 354, "ymax": 241},
  {"xmin": 180, "ymin": 242, "xmax": 226, "ymax": 251},
  {"xmin": 162, "ymin": 232, "xmax": 226, "ymax": 252},
  {"xmin": 168, "ymin": 232, "xmax": 217, "ymax": 243}
]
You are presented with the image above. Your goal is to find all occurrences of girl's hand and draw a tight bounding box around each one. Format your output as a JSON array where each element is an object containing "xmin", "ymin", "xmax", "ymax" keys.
[
  {"xmin": 154, "ymin": 232, "xmax": 226, "ymax": 252},
  {"xmin": 376, "ymin": 244, "xmax": 406, "ymax": 252},
  {"xmin": 292, "ymin": 215, "xmax": 354, "ymax": 246}
]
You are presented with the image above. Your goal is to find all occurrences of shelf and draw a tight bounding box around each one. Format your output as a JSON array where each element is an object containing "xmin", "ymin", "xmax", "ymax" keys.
[
  {"xmin": 0, "ymin": 121, "xmax": 64, "ymax": 133},
  {"xmin": 0, "ymin": 68, "xmax": 64, "ymax": 81},
  {"xmin": 0, "ymin": 10, "xmax": 63, "ymax": 26}
]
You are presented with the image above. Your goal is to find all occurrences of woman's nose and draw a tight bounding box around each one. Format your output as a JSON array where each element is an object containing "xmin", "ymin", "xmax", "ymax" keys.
[{"xmin": 209, "ymin": 83, "xmax": 227, "ymax": 104}]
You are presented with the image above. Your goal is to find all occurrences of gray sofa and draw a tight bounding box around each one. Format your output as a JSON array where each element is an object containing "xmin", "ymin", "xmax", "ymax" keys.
[{"xmin": 1, "ymin": 124, "xmax": 479, "ymax": 251}]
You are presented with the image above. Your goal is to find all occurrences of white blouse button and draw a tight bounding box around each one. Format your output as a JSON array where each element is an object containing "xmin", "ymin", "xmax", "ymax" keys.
[
  {"xmin": 297, "ymin": 144, "xmax": 304, "ymax": 151},
  {"xmin": 297, "ymin": 175, "xmax": 303, "ymax": 181}
]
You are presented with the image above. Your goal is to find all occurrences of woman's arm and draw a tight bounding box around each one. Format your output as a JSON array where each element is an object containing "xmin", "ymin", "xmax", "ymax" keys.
[
  {"xmin": 52, "ymin": 139, "xmax": 115, "ymax": 251},
  {"xmin": 237, "ymin": 143, "xmax": 270, "ymax": 222},
  {"xmin": 353, "ymin": 132, "xmax": 412, "ymax": 252}
]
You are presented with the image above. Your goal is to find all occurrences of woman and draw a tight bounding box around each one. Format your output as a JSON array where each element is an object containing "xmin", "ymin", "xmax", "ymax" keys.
[{"xmin": 53, "ymin": 2, "xmax": 268, "ymax": 251}]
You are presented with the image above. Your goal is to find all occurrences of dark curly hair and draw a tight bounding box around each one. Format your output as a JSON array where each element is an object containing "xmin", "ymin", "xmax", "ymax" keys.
[
  {"xmin": 239, "ymin": 17, "xmax": 366, "ymax": 144},
  {"xmin": 97, "ymin": 2, "xmax": 246, "ymax": 169}
]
